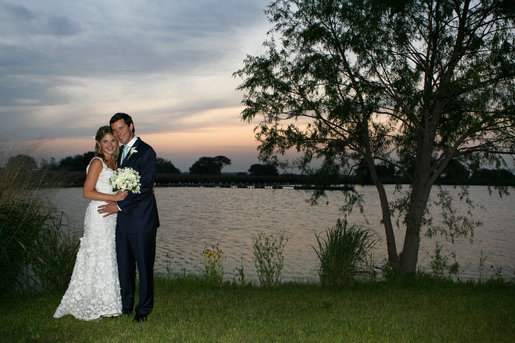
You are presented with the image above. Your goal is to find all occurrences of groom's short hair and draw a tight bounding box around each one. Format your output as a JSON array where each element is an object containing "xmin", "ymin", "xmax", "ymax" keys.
[{"xmin": 110, "ymin": 112, "xmax": 135, "ymax": 133}]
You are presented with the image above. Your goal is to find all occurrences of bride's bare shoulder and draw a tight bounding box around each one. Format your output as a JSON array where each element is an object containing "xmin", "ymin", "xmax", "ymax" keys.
[{"xmin": 87, "ymin": 158, "xmax": 103, "ymax": 173}]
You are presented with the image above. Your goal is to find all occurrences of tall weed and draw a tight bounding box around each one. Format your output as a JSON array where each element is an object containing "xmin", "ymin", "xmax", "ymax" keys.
[
  {"xmin": 428, "ymin": 242, "xmax": 461, "ymax": 280},
  {"xmin": 252, "ymin": 231, "xmax": 290, "ymax": 287}
]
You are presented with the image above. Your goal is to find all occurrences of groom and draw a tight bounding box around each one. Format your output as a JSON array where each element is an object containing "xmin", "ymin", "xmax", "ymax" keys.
[{"xmin": 98, "ymin": 112, "xmax": 160, "ymax": 322}]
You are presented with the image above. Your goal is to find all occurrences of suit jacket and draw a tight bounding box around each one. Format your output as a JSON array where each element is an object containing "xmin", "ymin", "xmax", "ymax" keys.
[{"xmin": 116, "ymin": 138, "xmax": 160, "ymax": 233}]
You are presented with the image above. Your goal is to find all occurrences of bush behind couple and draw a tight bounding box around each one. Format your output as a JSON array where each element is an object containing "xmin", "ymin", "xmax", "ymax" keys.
[{"xmin": 53, "ymin": 112, "xmax": 159, "ymax": 323}]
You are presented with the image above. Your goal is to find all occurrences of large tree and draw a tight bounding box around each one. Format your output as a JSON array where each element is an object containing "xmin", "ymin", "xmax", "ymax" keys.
[
  {"xmin": 6, "ymin": 154, "xmax": 38, "ymax": 172},
  {"xmin": 58, "ymin": 152, "xmax": 95, "ymax": 171},
  {"xmin": 156, "ymin": 157, "xmax": 181, "ymax": 174},
  {"xmin": 249, "ymin": 163, "xmax": 280, "ymax": 176},
  {"xmin": 189, "ymin": 156, "xmax": 232, "ymax": 175},
  {"xmin": 235, "ymin": 0, "xmax": 514, "ymax": 273}
]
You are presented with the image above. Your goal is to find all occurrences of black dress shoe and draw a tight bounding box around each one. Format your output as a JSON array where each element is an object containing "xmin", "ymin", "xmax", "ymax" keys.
[
  {"xmin": 133, "ymin": 313, "xmax": 148, "ymax": 322},
  {"xmin": 122, "ymin": 310, "xmax": 133, "ymax": 315}
]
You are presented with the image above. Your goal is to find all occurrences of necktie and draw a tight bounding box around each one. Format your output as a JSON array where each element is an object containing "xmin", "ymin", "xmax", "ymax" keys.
[{"xmin": 121, "ymin": 145, "xmax": 128, "ymax": 163}]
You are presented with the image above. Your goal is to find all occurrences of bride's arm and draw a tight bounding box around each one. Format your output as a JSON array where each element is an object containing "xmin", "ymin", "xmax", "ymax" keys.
[{"xmin": 83, "ymin": 159, "xmax": 127, "ymax": 201}]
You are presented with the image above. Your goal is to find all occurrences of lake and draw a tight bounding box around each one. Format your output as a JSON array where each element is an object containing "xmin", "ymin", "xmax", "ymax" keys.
[{"xmin": 42, "ymin": 185, "xmax": 515, "ymax": 282}]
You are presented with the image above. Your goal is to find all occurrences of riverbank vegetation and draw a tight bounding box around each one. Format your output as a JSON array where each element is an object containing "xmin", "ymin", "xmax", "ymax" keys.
[{"xmin": 2, "ymin": 155, "xmax": 514, "ymax": 342}]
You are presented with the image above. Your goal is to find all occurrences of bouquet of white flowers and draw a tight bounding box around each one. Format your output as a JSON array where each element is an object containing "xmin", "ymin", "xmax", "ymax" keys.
[{"xmin": 110, "ymin": 167, "xmax": 141, "ymax": 193}]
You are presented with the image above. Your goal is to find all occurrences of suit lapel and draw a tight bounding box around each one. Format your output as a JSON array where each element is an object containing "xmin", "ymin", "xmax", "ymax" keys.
[
  {"xmin": 118, "ymin": 145, "xmax": 127, "ymax": 166},
  {"xmin": 118, "ymin": 145, "xmax": 125, "ymax": 167},
  {"xmin": 123, "ymin": 138, "xmax": 140, "ymax": 166}
]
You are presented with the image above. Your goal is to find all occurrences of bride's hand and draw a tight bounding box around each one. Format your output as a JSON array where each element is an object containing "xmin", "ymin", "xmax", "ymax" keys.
[{"xmin": 114, "ymin": 190, "xmax": 128, "ymax": 201}]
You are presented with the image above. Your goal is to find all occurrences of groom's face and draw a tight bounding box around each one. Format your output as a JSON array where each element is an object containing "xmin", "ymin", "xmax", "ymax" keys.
[{"xmin": 111, "ymin": 119, "xmax": 135, "ymax": 145}]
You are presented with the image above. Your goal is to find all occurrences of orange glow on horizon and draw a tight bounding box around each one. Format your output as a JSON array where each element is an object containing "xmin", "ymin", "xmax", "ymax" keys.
[
  {"xmin": 145, "ymin": 125, "xmax": 257, "ymax": 155},
  {"xmin": 12, "ymin": 124, "xmax": 259, "ymax": 160}
]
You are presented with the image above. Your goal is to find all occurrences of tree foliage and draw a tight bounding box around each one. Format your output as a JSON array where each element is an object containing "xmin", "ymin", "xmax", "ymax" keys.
[
  {"xmin": 189, "ymin": 156, "xmax": 232, "ymax": 175},
  {"xmin": 235, "ymin": 0, "xmax": 514, "ymax": 273},
  {"xmin": 355, "ymin": 159, "xmax": 397, "ymax": 185},
  {"xmin": 6, "ymin": 154, "xmax": 38, "ymax": 171},
  {"xmin": 39, "ymin": 157, "xmax": 58, "ymax": 171},
  {"xmin": 248, "ymin": 163, "xmax": 280, "ymax": 176},
  {"xmin": 58, "ymin": 152, "xmax": 95, "ymax": 171},
  {"xmin": 469, "ymin": 168, "xmax": 515, "ymax": 185},
  {"xmin": 441, "ymin": 160, "xmax": 470, "ymax": 184},
  {"xmin": 157, "ymin": 157, "xmax": 181, "ymax": 174}
]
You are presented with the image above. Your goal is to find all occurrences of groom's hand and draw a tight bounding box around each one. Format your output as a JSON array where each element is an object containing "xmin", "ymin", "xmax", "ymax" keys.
[{"xmin": 98, "ymin": 201, "xmax": 120, "ymax": 217}]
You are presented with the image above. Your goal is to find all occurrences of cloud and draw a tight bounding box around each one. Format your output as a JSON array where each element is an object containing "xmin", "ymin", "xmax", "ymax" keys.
[
  {"xmin": 0, "ymin": 0, "xmax": 270, "ymax": 167},
  {"xmin": 47, "ymin": 16, "xmax": 81, "ymax": 36},
  {"xmin": 1, "ymin": 3, "xmax": 81, "ymax": 37},
  {"xmin": 3, "ymin": 4, "xmax": 37, "ymax": 21}
]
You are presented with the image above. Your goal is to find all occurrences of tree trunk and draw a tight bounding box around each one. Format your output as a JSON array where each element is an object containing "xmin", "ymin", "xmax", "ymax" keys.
[
  {"xmin": 365, "ymin": 155, "xmax": 400, "ymax": 269},
  {"xmin": 399, "ymin": 122, "xmax": 435, "ymax": 273},
  {"xmin": 400, "ymin": 189, "xmax": 431, "ymax": 273},
  {"xmin": 399, "ymin": 159, "xmax": 433, "ymax": 273},
  {"xmin": 376, "ymin": 183, "xmax": 400, "ymax": 270}
]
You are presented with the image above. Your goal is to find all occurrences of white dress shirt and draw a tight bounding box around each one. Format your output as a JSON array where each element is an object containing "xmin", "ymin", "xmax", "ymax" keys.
[{"xmin": 121, "ymin": 136, "xmax": 138, "ymax": 164}]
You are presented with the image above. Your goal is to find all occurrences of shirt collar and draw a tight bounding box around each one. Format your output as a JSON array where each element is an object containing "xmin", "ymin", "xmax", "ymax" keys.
[{"xmin": 124, "ymin": 136, "xmax": 138, "ymax": 149}]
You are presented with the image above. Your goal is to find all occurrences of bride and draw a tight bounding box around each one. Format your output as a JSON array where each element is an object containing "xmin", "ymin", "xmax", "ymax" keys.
[{"xmin": 54, "ymin": 126, "xmax": 127, "ymax": 321}]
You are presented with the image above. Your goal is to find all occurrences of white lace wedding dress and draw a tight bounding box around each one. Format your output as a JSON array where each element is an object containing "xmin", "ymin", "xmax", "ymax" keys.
[{"xmin": 54, "ymin": 157, "xmax": 122, "ymax": 320}]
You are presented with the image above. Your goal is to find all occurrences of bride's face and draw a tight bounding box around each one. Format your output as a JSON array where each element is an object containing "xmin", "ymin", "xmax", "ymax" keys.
[{"xmin": 100, "ymin": 133, "xmax": 117, "ymax": 157}]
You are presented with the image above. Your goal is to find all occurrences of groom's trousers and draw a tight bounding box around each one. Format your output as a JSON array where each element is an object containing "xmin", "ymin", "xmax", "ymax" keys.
[{"xmin": 116, "ymin": 229, "xmax": 157, "ymax": 316}]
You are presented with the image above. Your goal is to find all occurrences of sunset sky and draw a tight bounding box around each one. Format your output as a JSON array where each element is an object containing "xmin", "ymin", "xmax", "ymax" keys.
[{"xmin": 0, "ymin": 0, "xmax": 273, "ymax": 172}]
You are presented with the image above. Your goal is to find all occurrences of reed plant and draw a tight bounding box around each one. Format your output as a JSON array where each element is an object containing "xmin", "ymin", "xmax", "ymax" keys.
[
  {"xmin": 0, "ymin": 194, "xmax": 48, "ymax": 293},
  {"xmin": 0, "ymin": 157, "xmax": 78, "ymax": 294},
  {"xmin": 314, "ymin": 219, "xmax": 376, "ymax": 286},
  {"xmin": 28, "ymin": 212, "xmax": 79, "ymax": 291},
  {"xmin": 252, "ymin": 230, "xmax": 290, "ymax": 287}
]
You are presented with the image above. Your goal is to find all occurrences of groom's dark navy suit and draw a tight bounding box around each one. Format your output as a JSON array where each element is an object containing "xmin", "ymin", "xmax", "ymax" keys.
[{"xmin": 116, "ymin": 137, "xmax": 159, "ymax": 316}]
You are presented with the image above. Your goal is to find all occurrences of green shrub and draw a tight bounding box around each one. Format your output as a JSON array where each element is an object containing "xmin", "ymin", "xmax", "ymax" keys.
[{"xmin": 313, "ymin": 219, "xmax": 376, "ymax": 286}]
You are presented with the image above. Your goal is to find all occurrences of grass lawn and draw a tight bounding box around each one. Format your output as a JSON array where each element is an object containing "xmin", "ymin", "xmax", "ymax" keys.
[{"xmin": 1, "ymin": 276, "xmax": 514, "ymax": 342}]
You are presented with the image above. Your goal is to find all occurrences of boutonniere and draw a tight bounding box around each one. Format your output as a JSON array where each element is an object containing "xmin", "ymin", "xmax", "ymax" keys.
[{"xmin": 128, "ymin": 147, "xmax": 138, "ymax": 159}]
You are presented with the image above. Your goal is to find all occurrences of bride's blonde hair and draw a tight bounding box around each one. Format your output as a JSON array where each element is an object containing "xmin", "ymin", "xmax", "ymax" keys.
[{"xmin": 94, "ymin": 126, "xmax": 119, "ymax": 163}]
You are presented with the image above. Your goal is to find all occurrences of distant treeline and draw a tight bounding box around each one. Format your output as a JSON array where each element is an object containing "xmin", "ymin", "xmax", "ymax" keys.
[
  {"xmin": 26, "ymin": 169, "xmax": 515, "ymax": 188},
  {"xmin": 354, "ymin": 159, "xmax": 515, "ymax": 187},
  {"xmin": 155, "ymin": 170, "xmax": 515, "ymax": 188},
  {"xmin": 4, "ymin": 153, "xmax": 514, "ymax": 187}
]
